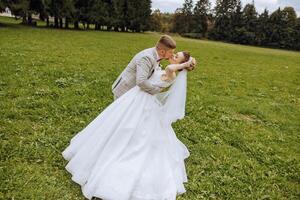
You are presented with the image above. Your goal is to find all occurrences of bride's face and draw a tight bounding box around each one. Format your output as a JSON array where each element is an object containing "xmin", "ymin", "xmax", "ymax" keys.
[{"xmin": 168, "ymin": 52, "xmax": 185, "ymax": 64}]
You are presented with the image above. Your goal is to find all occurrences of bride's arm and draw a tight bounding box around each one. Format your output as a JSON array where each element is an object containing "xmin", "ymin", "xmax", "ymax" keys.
[{"xmin": 164, "ymin": 57, "xmax": 194, "ymax": 80}]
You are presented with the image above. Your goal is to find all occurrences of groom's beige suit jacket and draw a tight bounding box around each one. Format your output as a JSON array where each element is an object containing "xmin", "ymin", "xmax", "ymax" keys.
[{"xmin": 112, "ymin": 47, "xmax": 162, "ymax": 99}]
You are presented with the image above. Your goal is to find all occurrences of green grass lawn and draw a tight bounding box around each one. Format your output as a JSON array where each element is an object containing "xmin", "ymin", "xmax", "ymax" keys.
[{"xmin": 1, "ymin": 16, "xmax": 299, "ymax": 199}]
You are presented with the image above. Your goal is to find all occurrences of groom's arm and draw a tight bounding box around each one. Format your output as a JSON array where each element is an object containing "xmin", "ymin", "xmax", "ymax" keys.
[{"xmin": 136, "ymin": 57, "xmax": 162, "ymax": 95}]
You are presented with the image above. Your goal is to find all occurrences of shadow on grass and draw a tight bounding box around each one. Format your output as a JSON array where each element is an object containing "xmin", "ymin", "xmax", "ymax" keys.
[{"xmin": 0, "ymin": 21, "xmax": 30, "ymax": 29}]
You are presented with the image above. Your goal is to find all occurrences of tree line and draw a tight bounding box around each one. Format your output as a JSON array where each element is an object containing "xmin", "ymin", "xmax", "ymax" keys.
[
  {"xmin": 0, "ymin": 0, "xmax": 151, "ymax": 32},
  {"xmin": 151, "ymin": 0, "xmax": 300, "ymax": 50},
  {"xmin": 0, "ymin": 0, "xmax": 299, "ymax": 50}
]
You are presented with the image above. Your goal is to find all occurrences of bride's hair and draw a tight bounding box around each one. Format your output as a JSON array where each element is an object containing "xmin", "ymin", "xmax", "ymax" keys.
[
  {"xmin": 181, "ymin": 51, "xmax": 190, "ymax": 63},
  {"xmin": 178, "ymin": 51, "xmax": 191, "ymax": 71}
]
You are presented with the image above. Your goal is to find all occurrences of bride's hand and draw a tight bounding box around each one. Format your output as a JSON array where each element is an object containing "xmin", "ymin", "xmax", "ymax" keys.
[{"xmin": 186, "ymin": 57, "xmax": 196, "ymax": 71}]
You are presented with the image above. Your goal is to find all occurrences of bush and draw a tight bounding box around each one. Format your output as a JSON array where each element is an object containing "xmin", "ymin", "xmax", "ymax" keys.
[{"xmin": 180, "ymin": 32, "xmax": 203, "ymax": 39}]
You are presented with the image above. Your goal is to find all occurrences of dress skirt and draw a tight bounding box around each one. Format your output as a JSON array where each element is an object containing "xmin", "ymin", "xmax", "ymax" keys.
[{"xmin": 62, "ymin": 85, "xmax": 190, "ymax": 200}]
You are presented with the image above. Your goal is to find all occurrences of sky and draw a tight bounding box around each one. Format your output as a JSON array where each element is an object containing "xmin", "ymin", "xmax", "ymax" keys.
[{"xmin": 151, "ymin": 0, "xmax": 300, "ymax": 16}]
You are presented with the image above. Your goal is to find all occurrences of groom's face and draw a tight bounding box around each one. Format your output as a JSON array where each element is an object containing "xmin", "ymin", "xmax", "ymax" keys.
[{"xmin": 162, "ymin": 48, "xmax": 175, "ymax": 60}]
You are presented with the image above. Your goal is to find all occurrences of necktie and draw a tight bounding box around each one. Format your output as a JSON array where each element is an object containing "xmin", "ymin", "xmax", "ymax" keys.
[{"xmin": 157, "ymin": 58, "xmax": 163, "ymax": 62}]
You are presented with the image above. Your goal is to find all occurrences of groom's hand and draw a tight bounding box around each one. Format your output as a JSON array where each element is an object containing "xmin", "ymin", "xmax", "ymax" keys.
[{"xmin": 159, "ymin": 87, "xmax": 167, "ymax": 93}]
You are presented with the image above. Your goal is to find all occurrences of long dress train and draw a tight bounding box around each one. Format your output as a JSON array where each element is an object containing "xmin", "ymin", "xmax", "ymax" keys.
[{"xmin": 62, "ymin": 67, "xmax": 190, "ymax": 200}]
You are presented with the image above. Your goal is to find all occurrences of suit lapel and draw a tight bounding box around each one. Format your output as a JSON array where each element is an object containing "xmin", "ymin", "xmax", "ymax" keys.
[
  {"xmin": 150, "ymin": 67, "xmax": 155, "ymax": 76},
  {"xmin": 147, "ymin": 47, "xmax": 159, "ymax": 78}
]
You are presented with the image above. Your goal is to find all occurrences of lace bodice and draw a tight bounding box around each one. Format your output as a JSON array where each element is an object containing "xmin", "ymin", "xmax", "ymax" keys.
[{"xmin": 148, "ymin": 67, "xmax": 175, "ymax": 88}]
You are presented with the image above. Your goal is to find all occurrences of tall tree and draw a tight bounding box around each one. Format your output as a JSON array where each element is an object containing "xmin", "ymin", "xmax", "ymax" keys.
[
  {"xmin": 280, "ymin": 7, "xmax": 297, "ymax": 49},
  {"xmin": 293, "ymin": 17, "xmax": 300, "ymax": 50},
  {"xmin": 242, "ymin": 2, "xmax": 258, "ymax": 44},
  {"xmin": 268, "ymin": 8, "xmax": 285, "ymax": 48},
  {"xmin": 282, "ymin": 7, "xmax": 297, "ymax": 26},
  {"xmin": 113, "ymin": 0, "xmax": 130, "ymax": 31},
  {"xmin": 255, "ymin": 8, "xmax": 271, "ymax": 46},
  {"xmin": 6, "ymin": 0, "xmax": 45, "ymax": 25},
  {"xmin": 0, "ymin": 0, "xmax": 7, "ymax": 12},
  {"xmin": 8, "ymin": 0, "xmax": 30, "ymax": 24},
  {"xmin": 150, "ymin": 9, "xmax": 163, "ymax": 32},
  {"xmin": 171, "ymin": 8, "xmax": 186, "ymax": 33},
  {"xmin": 209, "ymin": 0, "xmax": 238, "ymax": 41},
  {"xmin": 88, "ymin": 0, "xmax": 107, "ymax": 30},
  {"xmin": 127, "ymin": 0, "xmax": 151, "ymax": 32},
  {"xmin": 182, "ymin": 0, "xmax": 194, "ymax": 33},
  {"xmin": 193, "ymin": 0, "xmax": 211, "ymax": 36},
  {"xmin": 61, "ymin": 0, "xmax": 75, "ymax": 29},
  {"xmin": 48, "ymin": 0, "xmax": 64, "ymax": 28},
  {"xmin": 230, "ymin": 0, "xmax": 245, "ymax": 43},
  {"xmin": 243, "ymin": 2, "xmax": 257, "ymax": 31}
]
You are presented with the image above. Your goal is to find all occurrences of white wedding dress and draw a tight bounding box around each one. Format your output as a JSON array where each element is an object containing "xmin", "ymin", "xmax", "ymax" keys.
[{"xmin": 62, "ymin": 67, "xmax": 190, "ymax": 200}]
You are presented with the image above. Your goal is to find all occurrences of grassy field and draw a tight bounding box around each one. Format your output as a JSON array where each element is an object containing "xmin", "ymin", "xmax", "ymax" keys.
[{"xmin": 1, "ymin": 16, "xmax": 299, "ymax": 199}]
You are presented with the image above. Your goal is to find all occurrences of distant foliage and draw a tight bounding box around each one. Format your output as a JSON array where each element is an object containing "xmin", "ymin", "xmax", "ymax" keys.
[
  {"xmin": 149, "ymin": 9, "xmax": 173, "ymax": 33},
  {"xmin": 168, "ymin": 0, "xmax": 299, "ymax": 50},
  {"xmin": 1, "ymin": 0, "xmax": 152, "ymax": 32},
  {"xmin": 1, "ymin": 0, "xmax": 299, "ymax": 50}
]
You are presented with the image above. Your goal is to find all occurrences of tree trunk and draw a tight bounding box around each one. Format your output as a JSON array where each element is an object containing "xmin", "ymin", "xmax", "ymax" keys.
[
  {"xmin": 22, "ymin": 13, "xmax": 27, "ymax": 24},
  {"xmin": 65, "ymin": 17, "xmax": 69, "ymax": 29},
  {"xmin": 46, "ymin": 17, "xmax": 49, "ymax": 27},
  {"xmin": 74, "ymin": 21, "xmax": 79, "ymax": 29},
  {"xmin": 59, "ymin": 18, "xmax": 63, "ymax": 28},
  {"xmin": 54, "ymin": 16, "xmax": 59, "ymax": 28},
  {"xmin": 27, "ymin": 14, "xmax": 32, "ymax": 25},
  {"xmin": 87, "ymin": 23, "xmax": 90, "ymax": 29}
]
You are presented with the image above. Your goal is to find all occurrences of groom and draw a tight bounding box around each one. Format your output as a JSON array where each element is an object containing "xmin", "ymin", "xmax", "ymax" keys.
[{"xmin": 112, "ymin": 35, "xmax": 177, "ymax": 100}]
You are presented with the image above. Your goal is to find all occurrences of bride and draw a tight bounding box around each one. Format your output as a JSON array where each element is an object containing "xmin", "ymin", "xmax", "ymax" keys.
[{"xmin": 61, "ymin": 51, "xmax": 197, "ymax": 200}]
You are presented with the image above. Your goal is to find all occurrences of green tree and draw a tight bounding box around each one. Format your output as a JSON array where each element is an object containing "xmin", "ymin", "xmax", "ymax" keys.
[
  {"xmin": 171, "ymin": 8, "xmax": 185, "ymax": 33},
  {"xmin": 255, "ymin": 8, "xmax": 271, "ymax": 46},
  {"xmin": 208, "ymin": 0, "xmax": 238, "ymax": 41},
  {"xmin": 268, "ymin": 8, "xmax": 287, "ymax": 48},
  {"xmin": 6, "ymin": 0, "xmax": 45, "ymax": 25},
  {"xmin": 182, "ymin": 0, "xmax": 194, "ymax": 33},
  {"xmin": 88, "ymin": 0, "xmax": 107, "ymax": 30},
  {"xmin": 127, "ymin": 0, "xmax": 151, "ymax": 32},
  {"xmin": 230, "ymin": 0, "xmax": 245, "ymax": 43},
  {"xmin": 280, "ymin": 7, "xmax": 297, "ymax": 49},
  {"xmin": 0, "ymin": 1, "xmax": 4, "ymax": 12},
  {"xmin": 150, "ymin": 9, "xmax": 163, "ymax": 32},
  {"xmin": 293, "ymin": 17, "xmax": 300, "ymax": 50},
  {"xmin": 113, "ymin": 0, "xmax": 130, "ymax": 31},
  {"xmin": 193, "ymin": 0, "xmax": 211, "ymax": 37},
  {"xmin": 282, "ymin": 6, "xmax": 297, "ymax": 27},
  {"xmin": 242, "ymin": 2, "xmax": 257, "ymax": 44}
]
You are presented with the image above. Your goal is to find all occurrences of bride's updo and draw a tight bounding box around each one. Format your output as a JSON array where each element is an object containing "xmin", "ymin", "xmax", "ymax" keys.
[
  {"xmin": 180, "ymin": 51, "xmax": 191, "ymax": 64},
  {"xmin": 178, "ymin": 51, "xmax": 193, "ymax": 71}
]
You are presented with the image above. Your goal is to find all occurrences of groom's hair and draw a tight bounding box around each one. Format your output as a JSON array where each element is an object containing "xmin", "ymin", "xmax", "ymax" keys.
[{"xmin": 156, "ymin": 35, "xmax": 176, "ymax": 50}]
